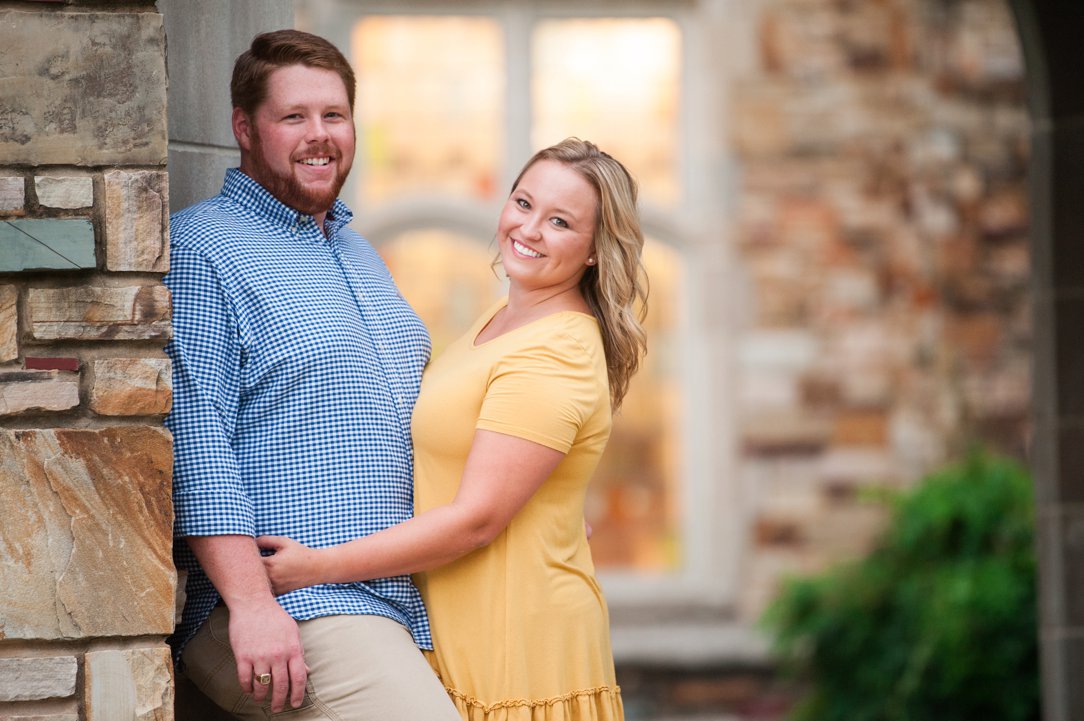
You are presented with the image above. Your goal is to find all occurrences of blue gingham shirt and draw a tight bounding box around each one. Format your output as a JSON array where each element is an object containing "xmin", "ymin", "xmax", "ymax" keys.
[{"xmin": 164, "ymin": 169, "xmax": 432, "ymax": 659}]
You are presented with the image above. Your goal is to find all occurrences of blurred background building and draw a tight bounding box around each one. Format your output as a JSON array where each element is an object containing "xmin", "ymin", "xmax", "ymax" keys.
[
  {"xmin": 0, "ymin": 1, "xmax": 1053, "ymax": 720},
  {"xmin": 289, "ymin": 3, "xmax": 1030, "ymax": 712}
]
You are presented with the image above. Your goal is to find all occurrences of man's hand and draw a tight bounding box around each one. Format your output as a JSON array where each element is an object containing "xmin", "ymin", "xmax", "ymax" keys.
[
  {"xmin": 228, "ymin": 598, "xmax": 308, "ymax": 712},
  {"xmin": 185, "ymin": 535, "xmax": 309, "ymax": 712}
]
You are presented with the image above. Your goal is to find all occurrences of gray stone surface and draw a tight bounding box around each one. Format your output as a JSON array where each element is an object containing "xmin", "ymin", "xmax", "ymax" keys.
[
  {"xmin": 0, "ymin": 656, "xmax": 78, "ymax": 702},
  {"xmin": 166, "ymin": 146, "xmax": 237, "ymax": 214},
  {"xmin": 1040, "ymin": 630, "xmax": 1084, "ymax": 721},
  {"xmin": 0, "ymin": 175, "xmax": 25, "ymax": 213},
  {"xmin": 34, "ymin": 176, "xmax": 94, "ymax": 210},
  {"xmin": 0, "ymin": 219, "xmax": 96, "ymax": 271},
  {"xmin": 0, "ymin": 10, "xmax": 167, "ymax": 166},
  {"xmin": 160, "ymin": 0, "xmax": 293, "ymax": 148},
  {"xmin": 159, "ymin": 0, "xmax": 291, "ymax": 214}
]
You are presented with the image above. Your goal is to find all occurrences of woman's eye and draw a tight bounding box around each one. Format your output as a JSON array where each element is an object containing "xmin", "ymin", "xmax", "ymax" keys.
[
  {"xmin": 551, "ymin": 218, "xmax": 569, "ymax": 228},
  {"xmin": 517, "ymin": 198, "xmax": 530, "ymax": 209}
]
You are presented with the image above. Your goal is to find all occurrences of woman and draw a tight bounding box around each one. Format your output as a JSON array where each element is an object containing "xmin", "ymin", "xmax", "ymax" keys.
[{"xmin": 259, "ymin": 138, "xmax": 648, "ymax": 720}]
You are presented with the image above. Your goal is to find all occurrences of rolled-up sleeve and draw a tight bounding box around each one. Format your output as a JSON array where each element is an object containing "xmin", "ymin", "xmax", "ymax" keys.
[{"xmin": 164, "ymin": 245, "xmax": 255, "ymax": 537}]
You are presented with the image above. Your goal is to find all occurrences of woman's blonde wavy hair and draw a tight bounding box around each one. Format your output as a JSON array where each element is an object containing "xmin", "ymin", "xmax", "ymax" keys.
[{"xmin": 509, "ymin": 138, "xmax": 649, "ymax": 410}]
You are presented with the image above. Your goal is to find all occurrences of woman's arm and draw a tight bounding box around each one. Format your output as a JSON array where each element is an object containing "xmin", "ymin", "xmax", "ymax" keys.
[{"xmin": 258, "ymin": 429, "xmax": 564, "ymax": 594}]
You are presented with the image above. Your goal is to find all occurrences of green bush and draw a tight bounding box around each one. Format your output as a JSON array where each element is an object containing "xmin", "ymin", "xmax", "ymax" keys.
[{"xmin": 761, "ymin": 451, "xmax": 1039, "ymax": 721}]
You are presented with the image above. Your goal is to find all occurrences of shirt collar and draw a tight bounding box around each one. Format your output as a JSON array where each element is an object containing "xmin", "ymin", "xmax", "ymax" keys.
[{"xmin": 221, "ymin": 168, "xmax": 354, "ymax": 237}]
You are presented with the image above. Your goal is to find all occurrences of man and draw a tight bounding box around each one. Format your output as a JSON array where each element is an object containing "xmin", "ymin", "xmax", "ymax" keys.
[{"xmin": 164, "ymin": 30, "xmax": 460, "ymax": 720}]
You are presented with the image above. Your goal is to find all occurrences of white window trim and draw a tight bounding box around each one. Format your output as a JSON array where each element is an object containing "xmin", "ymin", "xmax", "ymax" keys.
[{"xmin": 297, "ymin": 0, "xmax": 755, "ymax": 663}]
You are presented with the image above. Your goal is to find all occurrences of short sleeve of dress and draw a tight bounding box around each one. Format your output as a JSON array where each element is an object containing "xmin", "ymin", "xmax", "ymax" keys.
[{"xmin": 476, "ymin": 325, "xmax": 606, "ymax": 453}]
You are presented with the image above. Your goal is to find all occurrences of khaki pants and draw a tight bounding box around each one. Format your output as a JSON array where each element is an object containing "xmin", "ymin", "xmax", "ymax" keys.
[{"xmin": 178, "ymin": 606, "xmax": 460, "ymax": 721}]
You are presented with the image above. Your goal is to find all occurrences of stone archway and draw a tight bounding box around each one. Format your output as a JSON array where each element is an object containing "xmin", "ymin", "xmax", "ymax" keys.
[{"xmin": 1009, "ymin": 2, "xmax": 1084, "ymax": 720}]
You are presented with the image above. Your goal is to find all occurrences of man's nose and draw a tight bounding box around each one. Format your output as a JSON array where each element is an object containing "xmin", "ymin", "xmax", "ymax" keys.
[{"xmin": 306, "ymin": 118, "xmax": 331, "ymax": 142}]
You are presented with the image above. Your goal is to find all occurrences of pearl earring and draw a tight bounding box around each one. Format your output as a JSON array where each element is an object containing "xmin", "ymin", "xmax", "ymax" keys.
[{"xmin": 586, "ymin": 257, "xmax": 596, "ymax": 266}]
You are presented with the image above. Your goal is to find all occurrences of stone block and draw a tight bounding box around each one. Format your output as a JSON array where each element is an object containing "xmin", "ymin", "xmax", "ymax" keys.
[
  {"xmin": 944, "ymin": 313, "xmax": 1004, "ymax": 367},
  {"xmin": 85, "ymin": 647, "xmax": 174, "ymax": 721},
  {"xmin": 90, "ymin": 357, "xmax": 172, "ymax": 416},
  {"xmin": 1038, "ymin": 507, "xmax": 1084, "ymax": 628},
  {"xmin": 0, "ymin": 175, "xmax": 25, "ymax": 214},
  {"xmin": 103, "ymin": 170, "xmax": 169, "ymax": 272},
  {"xmin": 0, "ymin": 427, "xmax": 175, "ymax": 639},
  {"xmin": 34, "ymin": 175, "xmax": 93, "ymax": 210},
  {"xmin": 0, "ymin": 370, "xmax": 80, "ymax": 415},
  {"xmin": 738, "ymin": 329, "xmax": 820, "ymax": 372},
  {"xmin": 737, "ymin": 370, "xmax": 799, "ymax": 411},
  {"xmin": 804, "ymin": 502, "xmax": 889, "ymax": 558},
  {"xmin": 741, "ymin": 411, "xmax": 831, "ymax": 455},
  {"xmin": 831, "ymin": 408, "xmax": 889, "ymax": 446},
  {"xmin": 27, "ymin": 285, "xmax": 171, "ymax": 341},
  {"xmin": 0, "ymin": 656, "xmax": 78, "ymax": 702},
  {"xmin": 166, "ymin": 145, "xmax": 239, "ymax": 216},
  {"xmin": 24, "ymin": 357, "xmax": 80, "ymax": 372},
  {"xmin": 0, "ymin": 219, "xmax": 96, "ymax": 271},
  {"xmin": 0, "ymin": 284, "xmax": 16, "ymax": 361},
  {"xmin": 753, "ymin": 515, "xmax": 804, "ymax": 548},
  {"xmin": 0, "ymin": 10, "xmax": 167, "ymax": 166},
  {"xmin": 731, "ymin": 83, "xmax": 788, "ymax": 156},
  {"xmin": 1040, "ymin": 630, "xmax": 1084, "ymax": 721},
  {"xmin": 817, "ymin": 447, "xmax": 895, "ymax": 485}
]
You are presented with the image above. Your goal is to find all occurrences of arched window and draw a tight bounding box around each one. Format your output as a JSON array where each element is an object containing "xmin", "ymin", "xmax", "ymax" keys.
[{"xmin": 299, "ymin": 0, "xmax": 741, "ymax": 657}]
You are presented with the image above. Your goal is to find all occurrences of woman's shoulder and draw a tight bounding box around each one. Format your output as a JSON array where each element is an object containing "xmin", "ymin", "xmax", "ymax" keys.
[
  {"xmin": 497, "ymin": 312, "xmax": 605, "ymax": 379},
  {"xmin": 532, "ymin": 311, "xmax": 603, "ymax": 351}
]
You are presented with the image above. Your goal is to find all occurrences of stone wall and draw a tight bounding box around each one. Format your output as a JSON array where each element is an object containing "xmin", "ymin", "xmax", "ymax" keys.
[
  {"xmin": 731, "ymin": 0, "xmax": 1030, "ymax": 620},
  {"xmin": 0, "ymin": 3, "xmax": 175, "ymax": 720}
]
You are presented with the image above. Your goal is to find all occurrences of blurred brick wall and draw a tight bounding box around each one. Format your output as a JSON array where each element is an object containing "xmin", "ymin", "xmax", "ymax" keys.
[{"xmin": 730, "ymin": 0, "xmax": 1029, "ymax": 626}]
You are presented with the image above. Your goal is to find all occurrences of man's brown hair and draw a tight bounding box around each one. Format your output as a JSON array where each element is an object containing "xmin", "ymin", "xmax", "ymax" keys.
[{"xmin": 231, "ymin": 29, "xmax": 356, "ymax": 116}]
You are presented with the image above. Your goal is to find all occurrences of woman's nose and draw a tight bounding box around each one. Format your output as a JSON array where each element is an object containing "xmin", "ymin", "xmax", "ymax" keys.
[{"xmin": 521, "ymin": 214, "xmax": 543, "ymax": 238}]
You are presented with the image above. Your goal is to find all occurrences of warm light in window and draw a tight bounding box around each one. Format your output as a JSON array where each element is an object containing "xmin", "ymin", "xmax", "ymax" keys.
[
  {"xmin": 351, "ymin": 17, "xmax": 504, "ymax": 204},
  {"xmin": 533, "ymin": 18, "xmax": 682, "ymax": 206},
  {"xmin": 587, "ymin": 240, "xmax": 684, "ymax": 571},
  {"xmin": 378, "ymin": 230, "xmax": 506, "ymax": 356}
]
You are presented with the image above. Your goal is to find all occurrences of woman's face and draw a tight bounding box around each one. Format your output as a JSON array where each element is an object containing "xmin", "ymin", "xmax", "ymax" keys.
[{"xmin": 497, "ymin": 159, "xmax": 597, "ymax": 296}]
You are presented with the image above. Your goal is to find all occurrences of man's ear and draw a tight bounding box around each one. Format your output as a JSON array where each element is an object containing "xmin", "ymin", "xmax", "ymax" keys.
[{"xmin": 232, "ymin": 107, "xmax": 253, "ymax": 151}]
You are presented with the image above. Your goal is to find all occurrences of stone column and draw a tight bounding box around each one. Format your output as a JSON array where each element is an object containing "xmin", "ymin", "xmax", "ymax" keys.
[
  {"xmin": 0, "ymin": 3, "xmax": 175, "ymax": 720},
  {"xmin": 1010, "ymin": 2, "xmax": 1084, "ymax": 720}
]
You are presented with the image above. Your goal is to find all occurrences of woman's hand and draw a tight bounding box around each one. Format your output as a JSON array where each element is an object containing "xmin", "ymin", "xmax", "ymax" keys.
[{"xmin": 256, "ymin": 535, "xmax": 324, "ymax": 596}]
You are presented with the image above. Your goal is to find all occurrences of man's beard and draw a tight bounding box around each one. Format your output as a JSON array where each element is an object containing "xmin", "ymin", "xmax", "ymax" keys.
[{"xmin": 248, "ymin": 128, "xmax": 352, "ymax": 216}]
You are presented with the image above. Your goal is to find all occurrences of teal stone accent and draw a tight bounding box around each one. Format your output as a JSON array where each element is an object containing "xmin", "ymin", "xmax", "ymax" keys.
[{"xmin": 0, "ymin": 219, "xmax": 96, "ymax": 271}]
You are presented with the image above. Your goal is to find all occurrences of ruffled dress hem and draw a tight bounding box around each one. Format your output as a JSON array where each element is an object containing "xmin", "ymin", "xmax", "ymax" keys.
[{"xmin": 444, "ymin": 685, "xmax": 624, "ymax": 721}]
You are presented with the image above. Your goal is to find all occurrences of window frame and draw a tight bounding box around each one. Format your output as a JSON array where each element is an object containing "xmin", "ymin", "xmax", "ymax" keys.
[{"xmin": 297, "ymin": 0, "xmax": 749, "ymax": 661}]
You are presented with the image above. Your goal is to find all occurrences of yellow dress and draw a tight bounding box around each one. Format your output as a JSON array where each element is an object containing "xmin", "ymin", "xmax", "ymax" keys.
[{"xmin": 412, "ymin": 299, "xmax": 623, "ymax": 721}]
